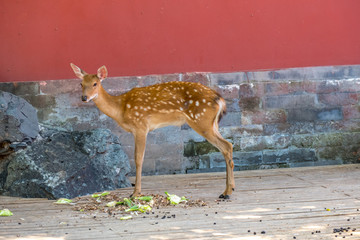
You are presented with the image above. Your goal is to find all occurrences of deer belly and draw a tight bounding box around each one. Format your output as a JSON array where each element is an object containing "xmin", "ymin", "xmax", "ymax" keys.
[{"xmin": 148, "ymin": 112, "xmax": 186, "ymax": 131}]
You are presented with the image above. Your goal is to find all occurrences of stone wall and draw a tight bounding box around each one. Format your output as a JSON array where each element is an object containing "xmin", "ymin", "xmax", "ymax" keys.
[{"xmin": 1, "ymin": 65, "xmax": 359, "ymax": 175}]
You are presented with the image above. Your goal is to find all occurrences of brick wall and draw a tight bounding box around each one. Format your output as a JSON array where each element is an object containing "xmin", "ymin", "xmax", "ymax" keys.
[{"xmin": 1, "ymin": 65, "xmax": 360, "ymax": 175}]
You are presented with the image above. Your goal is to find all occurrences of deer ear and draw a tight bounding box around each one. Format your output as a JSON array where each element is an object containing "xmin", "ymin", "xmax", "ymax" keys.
[
  {"xmin": 97, "ymin": 65, "xmax": 108, "ymax": 81},
  {"xmin": 70, "ymin": 63, "xmax": 86, "ymax": 79}
]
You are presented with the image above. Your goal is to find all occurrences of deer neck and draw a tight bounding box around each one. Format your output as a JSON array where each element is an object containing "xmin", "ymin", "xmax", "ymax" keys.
[{"xmin": 93, "ymin": 85, "xmax": 122, "ymax": 121}]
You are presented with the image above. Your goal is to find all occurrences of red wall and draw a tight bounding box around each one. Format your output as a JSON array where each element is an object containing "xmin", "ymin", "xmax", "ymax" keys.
[{"xmin": 1, "ymin": 0, "xmax": 360, "ymax": 82}]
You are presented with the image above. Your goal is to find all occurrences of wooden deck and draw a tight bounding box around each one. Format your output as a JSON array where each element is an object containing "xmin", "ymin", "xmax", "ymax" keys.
[{"xmin": 1, "ymin": 164, "xmax": 360, "ymax": 240}]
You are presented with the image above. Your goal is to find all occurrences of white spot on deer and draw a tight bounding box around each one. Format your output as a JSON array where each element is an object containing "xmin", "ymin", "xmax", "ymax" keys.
[
  {"xmin": 126, "ymin": 104, "xmax": 131, "ymax": 109},
  {"xmin": 203, "ymin": 108, "xmax": 207, "ymax": 112},
  {"xmin": 134, "ymin": 106, "xmax": 138, "ymax": 110},
  {"xmin": 189, "ymin": 100, "xmax": 193, "ymax": 104},
  {"xmin": 179, "ymin": 107, "xmax": 184, "ymax": 111},
  {"xmin": 135, "ymin": 112, "xmax": 139, "ymax": 116},
  {"xmin": 195, "ymin": 101, "xmax": 199, "ymax": 106},
  {"xmin": 207, "ymin": 102, "xmax": 211, "ymax": 106},
  {"xmin": 202, "ymin": 99, "xmax": 206, "ymax": 103}
]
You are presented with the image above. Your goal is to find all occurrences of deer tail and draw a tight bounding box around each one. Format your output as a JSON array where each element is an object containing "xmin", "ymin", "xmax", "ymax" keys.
[{"xmin": 215, "ymin": 93, "xmax": 227, "ymax": 124}]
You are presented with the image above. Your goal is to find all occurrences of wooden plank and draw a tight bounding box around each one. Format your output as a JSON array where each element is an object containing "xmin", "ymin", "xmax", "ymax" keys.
[{"xmin": 1, "ymin": 164, "xmax": 360, "ymax": 239}]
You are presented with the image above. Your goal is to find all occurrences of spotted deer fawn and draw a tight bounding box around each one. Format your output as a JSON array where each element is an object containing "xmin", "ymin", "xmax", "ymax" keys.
[{"xmin": 70, "ymin": 63, "xmax": 235, "ymax": 199}]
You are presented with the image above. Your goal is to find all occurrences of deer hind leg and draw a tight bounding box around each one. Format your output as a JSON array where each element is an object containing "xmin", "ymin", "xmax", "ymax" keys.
[
  {"xmin": 187, "ymin": 119, "xmax": 235, "ymax": 199},
  {"xmin": 131, "ymin": 131, "xmax": 148, "ymax": 197}
]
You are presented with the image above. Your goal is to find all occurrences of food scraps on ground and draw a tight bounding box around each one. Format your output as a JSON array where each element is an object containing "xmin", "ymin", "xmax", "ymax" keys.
[
  {"xmin": 70, "ymin": 192, "xmax": 207, "ymax": 220},
  {"xmin": 91, "ymin": 191, "xmax": 110, "ymax": 199},
  {"xmin": 54, "ymin": 198, "xmax": 73, "ymax": 204},
  {"xmin": 165, "ymin": 192, "xmax": 188, "ymax": 205},
  {"xmin": 0, "ymin": 209, "xmax": 13, "ymax": 217}
]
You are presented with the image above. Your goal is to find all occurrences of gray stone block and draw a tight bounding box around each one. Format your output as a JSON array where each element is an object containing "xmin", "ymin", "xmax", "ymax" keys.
[
  {"xmin": 263, "ymin": 148, "xmax": 317, "ymax": 164},
  {"xmin": 234, "ymin": 151, "xmax": 263, "ymax": 166},
  {"xmin": 317, "ymin": 108, "xmax": 343, "ymax": 121},
  {"xmin": 265, "ymin": 94, "xmax": 316, "ymax": 109}
]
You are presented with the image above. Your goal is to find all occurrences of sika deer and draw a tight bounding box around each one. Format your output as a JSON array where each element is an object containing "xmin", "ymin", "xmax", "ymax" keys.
[{"xmin": 70, "ymin": 64, "xmax": 234, "ymax": 199}]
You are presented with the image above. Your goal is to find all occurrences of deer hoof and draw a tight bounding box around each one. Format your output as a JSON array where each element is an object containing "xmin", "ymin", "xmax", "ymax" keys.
[
  {"xmin": 130, "ymin": 192, "xmax": 141, "ymax": 198},
  {"xmin": 219, "ymin": 194, "xmax": 230, "ymax": 199}
]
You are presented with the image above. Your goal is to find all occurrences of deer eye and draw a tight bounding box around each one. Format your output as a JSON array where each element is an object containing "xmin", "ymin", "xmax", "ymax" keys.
[{"xmin": 93, "ymin": 83, "xmax": 97, "ymax": 87}]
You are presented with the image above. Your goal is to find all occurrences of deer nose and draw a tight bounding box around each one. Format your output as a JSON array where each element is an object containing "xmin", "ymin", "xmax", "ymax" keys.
[{"xmin": 82, "ymin": 95, "xmax": 88, "ymax": 102}]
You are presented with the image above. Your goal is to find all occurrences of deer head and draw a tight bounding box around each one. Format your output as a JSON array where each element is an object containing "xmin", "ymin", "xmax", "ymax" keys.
[{"xmin": 70, "ymin": 63, "xmax": 107, "ymax": 102}]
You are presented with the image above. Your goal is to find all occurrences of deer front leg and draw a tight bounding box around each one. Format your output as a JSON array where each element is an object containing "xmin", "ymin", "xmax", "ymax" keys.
[{"xmin": 131, "ymin": 131, "xmax": 148, "ymax": 197}]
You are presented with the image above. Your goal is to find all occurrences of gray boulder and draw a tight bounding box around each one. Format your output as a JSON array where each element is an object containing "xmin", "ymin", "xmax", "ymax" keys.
[
  {"xmin": 0, "ymin": 91, "xmax": 39, "ymax": 144},
  {"xmin": 1, "ymin": 127, "xmax": 131, "ymax": 199}
]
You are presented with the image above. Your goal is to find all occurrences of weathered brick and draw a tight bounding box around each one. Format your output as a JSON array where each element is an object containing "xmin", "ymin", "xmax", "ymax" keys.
[
  {"xmin": 147, "ymin": 126, "xmax": 183, "ymax": 145},
  {"xmin": 263, "ymin": 148, "xmax": 317, "ymax": 164},
  {"xmin": 233, "ymin": 151, "xmax": 263, "ymax": 166},
  {"xmin": 129, "ymin": 158, "xmax": 155, "ymax": 176},
  {"xmin": 343, "ymin": 105, "xmax": 360, "ymax": 120},
  {"xmin": 219, "ymin": 112, "xmax": 241, "ymax": 127},
  {"xmin": 0, "ymin": 83, "xmax": 16, "ymax": 93},
  {"xmin": 287, "ymin": 109, "xmax": 318, "ymax": 122},
  {"xmin": 265, "ymin": 81, "xmax": 318, "ymax": 96},
  {"xmin": 241, "ymin": 110, "xmax": 286, "ymax": 125},
  {"xmin": 22, "ymin": 94, "xmax": 56, "ymax": 110},
  {"xmin": 317, "ymin": 145, "xmax": 360, "ymax": 164},
  {"xmin": 338, "ymin": 79, "xmax": 360, "ymax": 92},
  {"xmin": 249, "ymin": 68, "xmax": 303, "ymax": 81},
  {"xmin": 292, "ymin": 133, "xmax": 344, "ymax": 148},
  {"xmin": 318, "ymin": 92, "xmax": 358, "ymax": 106},
  {"xmin": 317, "ymin": 108, "xmax": 343, "ymax": 121},
  {"xmin": 263, "ymin": 134, "xmax": 291, "ymax": 149},
  {"xmin": 264, "ymin": 110, "xmax": 287, "ymax": 124},
  {"xmin": 265, "ymin": 94, "xmax": 316, "ymax": 109},
  {"xmin": 102, "ymin": 77, "xmax": 139, "ymax": 95},
  {"xmin": 155, "ymin": 157, "xmax": 183, "ymax": 174},
  {"xmin": 226, "ymin": 99, "xmax": 241, "ymax": 112},
  {"xmin": 316, "ymin": 80, "xmax": 340, "ymax": 94},
  {"xmin": 239, "ymin": 97, "xmax": 261, "ymax": 111},
  {"xmin": 183, "ymin": 73, "xmax": 210, "ymax": 86},
  {"xmin": 0, "ymin": 82, "xmax": 40, "ymax": 96},
  {"xmin": 219, "ymin": 125, "xmax": 263, "ymax": 139},
  {"xmin": 264, "ymin": 122, "xmax": 314, "ymax": 135},
  {"xmin": 265, "ymin": 82, "xmax": 290, "ymax": 96},
  {"xmin": 239, "ymin": 83, "xmax": 265, "ymax": 98},
  {"xmin": 157, "ymin": 74, "xmax": 180, "ymax": 83},
  {"xmin": 40, "ymin": 79, "xmax": 80, "ymax": 95},
  {"xmin": 209, "ymin": 72, "xmax": 247, "ymax": 85},
  {"xmin": 239, "ymin": 136, "xmax": 265, "ymax": 151},
  {"xmin": 210, "ymin": 152, "xmax": 227, "ymax": 168},
  {"xmin": 215, "ymin": 84, "xmax": 240, "ymax": 99}
]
